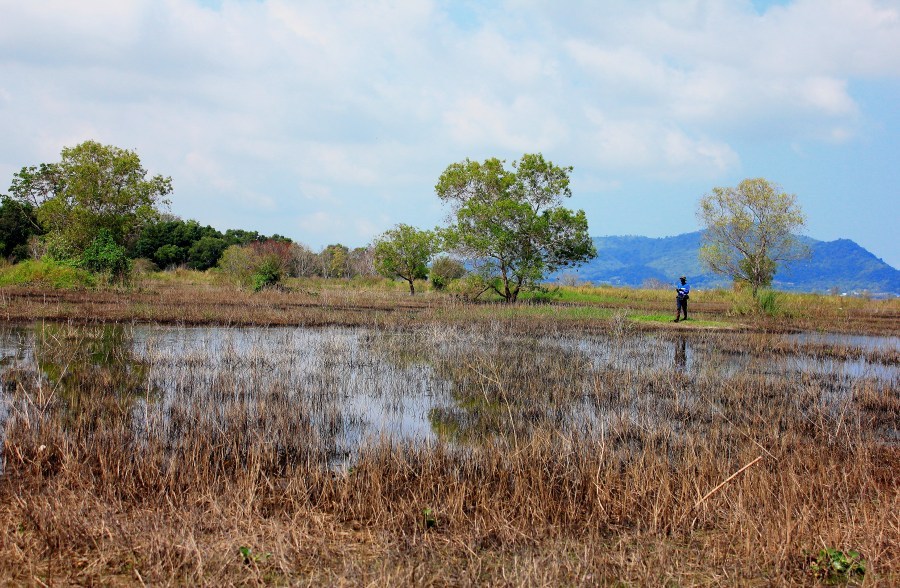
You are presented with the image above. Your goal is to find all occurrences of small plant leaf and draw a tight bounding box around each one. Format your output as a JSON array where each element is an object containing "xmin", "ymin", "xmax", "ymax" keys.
[
  {"xmin": 422, "ymin": 507, "xmax": 437, "ymax": 529},
  {"xmin": 239, "ymin": 546, "xmax": 252, "ymax": 564}
]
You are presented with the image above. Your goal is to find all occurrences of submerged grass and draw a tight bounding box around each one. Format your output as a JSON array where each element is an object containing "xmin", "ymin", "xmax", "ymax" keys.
[{"xmin": 0, "ymin": 321, "xmax": 897, "ymax": 585}]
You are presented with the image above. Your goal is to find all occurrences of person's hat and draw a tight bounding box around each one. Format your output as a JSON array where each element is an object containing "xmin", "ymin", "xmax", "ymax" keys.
[{"xmin": 680, "ymin": 275, "xmax": 686, "ymax": 280}]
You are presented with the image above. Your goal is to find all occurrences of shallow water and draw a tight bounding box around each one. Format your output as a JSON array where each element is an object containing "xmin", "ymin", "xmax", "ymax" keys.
[
  {"xmin": 1, "ymin": 323, "xmax": 897, "ymax": 469},
  {"xmin": 784, "ymin": 331, "xmax": 900, "ymax": 351}
]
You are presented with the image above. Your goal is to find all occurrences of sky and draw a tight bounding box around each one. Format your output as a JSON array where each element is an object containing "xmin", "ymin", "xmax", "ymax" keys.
[{"xmin": 1, "ymin": 0, "xmax": 898, "ymax": 267}]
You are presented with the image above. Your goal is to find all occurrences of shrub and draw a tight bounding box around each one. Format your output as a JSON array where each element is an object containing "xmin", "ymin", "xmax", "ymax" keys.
[
  {"xmin": 43, "ymin": 233, "xmax": 79, "ymax": 262},
  {"xmin": 131, "ymin": 258, "xmax": 159, "ymax": 274},
  {"xmin": 252, "ymin": 257, "xmax": 282, "ymax": 292},
  {"xmin": 446, "ymin": 274, "xmax": 492, "ymax": 300},
  {"xmin": 809, "ymin": 548, "xmax": 866, "ymax": 584},
  {"xmin": 217, "ymin": 244, "xmax": 258, "ymax": 285},
  {"xmin": 430, "ymin": 256, "xmax": 466, "ymax": 290},
  {"xmin": 756, "ymin": 288, "xmax": 780, "ymax": 316},
  {"xmin": 0, "ymin": 260, "xmax": 95, "ymax": 289},
  {"xmin": 154, "ymin": 244, "xmax": 185, "ymax": 268},
  {"xmin": 79, "ymin": 229, "xmax": 131, "ymax": 279},
  {"xmin": 188, "ymin": 237, "xmax": 228, "ymax": 271},
  {"xmin": 218, "ymin": 245, "xmax": 285, "ymax": 291}
]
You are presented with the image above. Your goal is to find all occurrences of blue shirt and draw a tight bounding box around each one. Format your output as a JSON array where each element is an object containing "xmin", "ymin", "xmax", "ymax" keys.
[{"xmin": 677, "ymin": 282, "xmax": 690, "ymax": 298}]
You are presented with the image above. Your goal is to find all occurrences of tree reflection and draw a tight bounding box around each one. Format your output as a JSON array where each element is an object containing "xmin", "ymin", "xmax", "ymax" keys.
[{"xmin": 33, "ymin": 323, "xmax": 151, "ymax": 433}]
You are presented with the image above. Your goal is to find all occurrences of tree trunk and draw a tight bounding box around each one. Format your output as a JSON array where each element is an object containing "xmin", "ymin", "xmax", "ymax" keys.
[
  {"xmin": 510, "ymin": 279, "xmax": 522, "ymax": 303},
  {"xmin": 500, "ymin": 264, "xmax": 513, "ymax": 303},
  {"xmin": 408, "ymin": 279, "xmax": 415, "ymax": 295}
]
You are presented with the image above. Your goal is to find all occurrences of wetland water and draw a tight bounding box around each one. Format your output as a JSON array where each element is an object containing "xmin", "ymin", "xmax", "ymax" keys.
[{"xmin": 1, "ymin": 323, "xmax": 898, "ymax": 468}]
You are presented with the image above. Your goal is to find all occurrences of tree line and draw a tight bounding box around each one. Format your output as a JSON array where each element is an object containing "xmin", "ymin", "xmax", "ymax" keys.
[
  {"xmin": 2, "ymin": 140, "xmax": 807, "ymax": 300},
  {"xmin": 0, "ymin": 141, "xmax": 382, "ymax": 289}
]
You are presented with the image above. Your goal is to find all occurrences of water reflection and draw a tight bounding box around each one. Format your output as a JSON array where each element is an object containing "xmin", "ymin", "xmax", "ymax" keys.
[
  {"xmin": 674, "ymin": 337, "xmax": 687, "ymax": 371},
  {"xmin": 33, "ymin": 324, "xmax": 152, "ymax": 432},
  {"xmin": 1, "ymin": 323, "xmax": 897, "ymax": 469},
  {"xmin": 784, "ymin": 332, "xmax": 900, "ymax": 352}
]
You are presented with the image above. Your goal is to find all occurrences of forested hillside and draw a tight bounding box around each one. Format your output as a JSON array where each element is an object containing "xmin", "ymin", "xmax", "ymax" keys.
[{"xmin": 558, "ymin": 232, "xmax": 899, "ymax": 295}]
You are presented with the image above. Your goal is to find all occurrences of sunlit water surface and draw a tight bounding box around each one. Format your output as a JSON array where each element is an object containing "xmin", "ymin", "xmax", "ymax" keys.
[{"xmin": 1, "ymin": 324, "xmax": 897, "ymax": 468}]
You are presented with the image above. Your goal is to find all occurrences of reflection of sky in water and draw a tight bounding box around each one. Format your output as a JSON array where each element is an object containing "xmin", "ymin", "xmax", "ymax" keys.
[
  {"xmin": 783, "ymin": 332, "xmax": 900, "ymax": 352},
  {"xmin": 131, "ymin": 326, "xmax": 458, "ymax": 462},
  {"xmin": 1, "ymin": 324, "xmax": 897, "ymax": 463},
  {"xmin": 0, "ymin": 328, "xmax": 31, "ymax": 364}
]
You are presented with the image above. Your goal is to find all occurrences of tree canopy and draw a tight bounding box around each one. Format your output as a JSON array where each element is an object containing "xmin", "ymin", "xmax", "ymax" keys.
[
  {"xmin": 0, "ymin": 197, "xmax": 42, "ymax": 262},
  {"xmin": 8, "ymin": 141, "xmax": 172, "ymax": 259},
  {"xmin": 436, "ymin": 153, "xmax": 595, "ymax": 302},
  {"xmin": 697, "ymin": 177, "xmax": 808, "ymax": 296},
  {"xmin": 373, "ymin": 224, "xmax": 440, "ymax": 295}
]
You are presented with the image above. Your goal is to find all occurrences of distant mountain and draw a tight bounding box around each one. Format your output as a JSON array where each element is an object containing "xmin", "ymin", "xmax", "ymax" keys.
[{"xmin": 554, "ymin": 231, "xmax": 900, "ymax": 296}]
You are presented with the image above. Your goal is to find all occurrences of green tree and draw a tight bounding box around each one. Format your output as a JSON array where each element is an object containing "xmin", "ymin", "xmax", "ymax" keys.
[
  {"xmin": 373, "ymin": 224, "xmax": 440, "ymax": 295},
  {"xmin": 154, "ymin": 244, "xmax": 185, "ymax": 268},
  {"xmin": 217, "ymin": 244, "xmax": 258, "ymax": 285},
  {"xmin": 436, "ymin": 153, "xmax": 596, "ymax": 302},
  {"xmin": 217, "ymin": 244, "xmax": 285, "ymax": 291},
  {"xmin": 430, "ymin": 255, "xmax": 466, "ymax": 290},
  {"xmin": 187, "ymin": 236, "xmax": 228, "ymax": 270},
  {"xmin": 79, "ymin": 228, "xmax": 131, "ymax": 279},
  {"xmin": 0, "ymin": 196, "xmax": 43, "ymax": 261},
  {"xmin": 224, "ymin": 229, "xmax": 262, "ymax": 246},
  {"xmin": 321, "ymin": 244, "xmax": 350, "ymax": 278},
  {"xmin": 251, "ymin": 257, "xmax": 282, "ymax": 292},
  {"xmin": 131, "ymin": 218, "xmax": 224, "ymax": 267},
  {"xmin": 7, "ymin": 141, "xmax": 172, "ymax": 258},
  {"xmin": 697, "ymin": 178, "xmax": 808, "ymax": 297}
]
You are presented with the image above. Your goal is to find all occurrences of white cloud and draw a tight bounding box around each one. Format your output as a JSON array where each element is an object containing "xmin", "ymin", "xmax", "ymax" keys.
[
  {"xmin": 184, "ymin": 151, "xmax": 235, "ymax": 191},
  {"xmin": 799, "ymin": 77, "xmax": 857, "ymax": 117},
  {"xmin": 443, "ymin": 95, "xmax": 568, "ymax": 152},
  {"xmin": 294, "ymin": 209, "xmax": 387, "ymax": 243},
  {"xmin": 297, "ymin": 182, "xmax": 336, "ymax": 203},
  {"xmin": 0, "ymin": 0, "xmax": 898, "ymax": 249},
  {"xmin": 583, "ymin": 109, "xmax": 738, "ymax": 175},
  {"xmin": 297, "ymin": 211, "xmax": 345, "ymax": 237}
]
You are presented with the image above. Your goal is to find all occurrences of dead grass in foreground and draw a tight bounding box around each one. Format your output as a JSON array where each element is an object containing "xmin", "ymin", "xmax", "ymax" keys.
[
  {"xmin": 2, "ymin": 436, "xmax": 897, "ymax": 585},
  {"xmin": 0, "ymin": 321, "xmax": 897, "ymax": 585}
]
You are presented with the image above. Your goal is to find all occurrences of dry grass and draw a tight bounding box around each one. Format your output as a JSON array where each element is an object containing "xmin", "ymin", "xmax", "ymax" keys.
[
  {"xmin": 0, "ymin": 322, "xmax": 897, "ymax": 585},
  {"xmin": 1, "ymin": 276, "xmax": 898, "ymax": 335}
]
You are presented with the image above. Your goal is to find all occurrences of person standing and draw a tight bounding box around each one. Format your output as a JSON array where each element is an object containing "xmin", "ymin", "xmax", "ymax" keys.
[{"xmin": 675, "ymin": 276, "xmax": 690, "ymax": 322}]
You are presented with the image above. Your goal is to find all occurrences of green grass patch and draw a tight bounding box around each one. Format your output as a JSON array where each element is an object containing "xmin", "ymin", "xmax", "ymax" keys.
[
  {"xmin": 0, "ymin": 260, "xmax": 95, "ymax": 289},
  {"xmin": 521, "ymin": 289, "xmax": 633, "ymax": 305},
  {"xmin": 628, "ymin": 312, "xmax": 730, "ymax": 327},
  {"xmin": 460, "ymin": 303, "xmax": 616, "ymax": 321}
]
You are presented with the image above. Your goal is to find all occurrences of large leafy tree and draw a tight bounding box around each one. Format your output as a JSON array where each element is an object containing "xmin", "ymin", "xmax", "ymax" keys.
[
  {"xmin": 130, "ymin": 218, "xmax": 222, "ymax": 268},
  {"xmin": 436, "ymin": 153, "xmax": 596, "ymax": 302},
  {"xmin": 8, "ymin": 140, "xmax": 172, "ymax": 259},
  {"xmin": 373, "ymin": 224, "xmax": 440, "ymax": 295},
  {"xmin": 187, "ymin": 236, "xmax": 229, "ymax": 270},
  {"xmin": 698, "ymin": 177, "xmax": 808, "ymax": 297},
  {"xmin": 321, "ymin": 244, "xmax": 350, "ymax": 278}
]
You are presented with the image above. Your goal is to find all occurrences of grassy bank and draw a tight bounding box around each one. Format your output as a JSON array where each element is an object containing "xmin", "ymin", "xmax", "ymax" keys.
[{"xmin": 1, "ymin": 271, "xmax": 898, "ymax": 334}]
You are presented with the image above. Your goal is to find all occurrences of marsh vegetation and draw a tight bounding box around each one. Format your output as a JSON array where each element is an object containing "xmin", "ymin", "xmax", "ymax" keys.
[{"xmin": 0, "ymin": 319, "xmax": 897, "ymax": 585}]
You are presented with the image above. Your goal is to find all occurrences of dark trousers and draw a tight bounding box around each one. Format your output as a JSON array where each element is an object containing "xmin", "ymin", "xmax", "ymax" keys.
[{"xmin": 676, "ymin": 297, "xmax": 688, "ymax": 320}]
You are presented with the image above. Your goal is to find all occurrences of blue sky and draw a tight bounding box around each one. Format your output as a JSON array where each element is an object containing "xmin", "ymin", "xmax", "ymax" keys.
[{"xmin": 1, "ymin": 0, "xmax": 898, "ymax": 266}]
